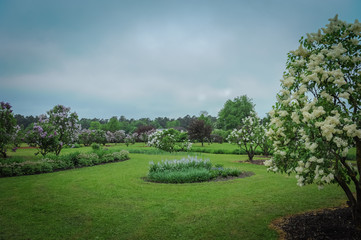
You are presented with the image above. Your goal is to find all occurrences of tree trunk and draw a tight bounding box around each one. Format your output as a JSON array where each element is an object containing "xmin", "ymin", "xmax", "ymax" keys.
[
  {"xmin": 0, "ymin": 150, "xmax": 7, "ymax": 158},
  {"xmin": 247, "ymin": 152, "xmax": 254, "ymax": 162},
  {"xmin": 354, "ymin": 138, "xmax": 361, "ymax": 230}
]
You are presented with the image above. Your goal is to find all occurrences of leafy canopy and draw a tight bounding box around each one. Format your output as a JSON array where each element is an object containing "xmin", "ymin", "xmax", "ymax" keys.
[{"xmin": 217, "ymin": 95, "xmax": 255, "ymax": 131}]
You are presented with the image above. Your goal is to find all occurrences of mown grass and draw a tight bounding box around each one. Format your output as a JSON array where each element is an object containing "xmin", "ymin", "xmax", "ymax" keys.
[{"xmin": 0, "ymin": 149, "xmax": 348, "ymax": 240}]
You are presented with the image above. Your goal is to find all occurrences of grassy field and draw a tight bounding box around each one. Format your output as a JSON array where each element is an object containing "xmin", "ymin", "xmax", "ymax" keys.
[{"xmin": 0, "ymin": 147, "xmax": 348, "ymax": 240}]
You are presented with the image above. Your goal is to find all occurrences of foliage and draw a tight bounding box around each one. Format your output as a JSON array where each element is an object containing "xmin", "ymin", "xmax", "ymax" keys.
[
  {"xmin": 147, "ymin": 156, "xmax": 242, "ymax": 183},
  {"xmin": 0, "ymin": 102, "xmax": 19, "ymax": 158},
  {"xmin": 0, "ymin": 150, "xmax": 130, "ymax": 177},
  {"xmin": 227, "ymin": 113, "xmax": 264, "ymax": 161},
  {"xmin": 211, "ymin": 129, "xmax": 229, "ymax": 143},
  {"xmin": 258, "ymin": 119, "xmax": 273, "ymax": 156},
  {"xmin": 135, "ymin": 125, "xmax": 155, "ymax": 143},
  {"xmin": 148, "ymin": 128, "xmax": 192, "ymax": 152},
  {"xmin": 265, "ymin": 15, "xmax": 361, "ymax": 226},
  {"xmin": 25, "ymin": 105, "xmax": 80, "ymax": 156},
  {"xmin": 217, "ymin": 95, "xmax": 255, "ymax": 131},
  {"xmin": 124, "ymin": 133, "xmax": 138, "ymax": 146},
  {"xmin": 105, "ymin": 130, "xmax": 126, "ymax": 144},
  {"xmin": 188, "ymin": 118, "xmax": 212, "ymax": 146},
  {"xmin": 91, "ymin": 143, "xmax": 101, "ymax": 150}
]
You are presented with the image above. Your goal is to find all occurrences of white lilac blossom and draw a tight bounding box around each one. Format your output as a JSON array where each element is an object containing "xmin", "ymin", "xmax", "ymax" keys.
[
  {"xmin": 227, "ymin": 113, "xmax": 272, "ymax": 161},
  {"xmin": 266, "ymin": 15, "xmax": 361, "ymax": 227}
]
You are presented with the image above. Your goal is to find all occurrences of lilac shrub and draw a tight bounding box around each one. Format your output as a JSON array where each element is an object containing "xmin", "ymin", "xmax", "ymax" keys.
[
  {"xmin": 148, "ymin": 129, "xmax": 192, "ymax": 152},
  {"xmin": 26, "ymin": 105, "xmax": 80, "ymax": 156}
]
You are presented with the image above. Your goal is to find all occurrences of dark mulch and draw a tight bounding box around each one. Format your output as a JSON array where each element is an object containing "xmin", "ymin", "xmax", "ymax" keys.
[
  {"xmin": 271, "ymin": 207, "xmax": 361, "ymax": 240},
  {"xmin": 235, "ymin": 159, "xmax": 266, "ymax": 165}
]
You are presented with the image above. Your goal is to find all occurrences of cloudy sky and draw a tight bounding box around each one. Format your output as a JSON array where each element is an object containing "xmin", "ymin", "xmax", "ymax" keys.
[{"xmin": 1, "ymin": 0, "xmax": 360, "ymax": 119}]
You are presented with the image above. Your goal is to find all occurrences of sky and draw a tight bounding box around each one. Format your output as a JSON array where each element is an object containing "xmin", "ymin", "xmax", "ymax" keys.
[{"xmin": 0, "ymin": 0, "xmax": 360, "ymax": 120}]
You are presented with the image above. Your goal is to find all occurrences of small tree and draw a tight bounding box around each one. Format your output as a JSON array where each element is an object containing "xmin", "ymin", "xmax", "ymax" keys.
[
  {"xmin": 188, "ymin": 119, "xmax": 212, "ymax": 146},
  {"xmin": 227, "ymin": 113, "xmax": 262, "ymax": 162},
  {"xmin": 0, "ymin": 102, "xmax": 18, "ymax": 158},
  {"xmin": 148, "ymin": 129, "xmax": 192, "ymax": 152},
  {"xmin": 265, "ymin": 16, "xmax": 361, "ymax": 228},
  {"xmin": 26, "ymin": 105, "xmax": 80, "ymax": 156}
]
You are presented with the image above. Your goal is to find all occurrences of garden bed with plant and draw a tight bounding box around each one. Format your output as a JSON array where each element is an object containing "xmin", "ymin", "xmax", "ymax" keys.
[
  {"xmin": 145, "ymin": 156, "xmax": 253, "ymax": 183},
  {"xmin": 0, "ymin": 149, "xmax": 129, "ymax": 177}
]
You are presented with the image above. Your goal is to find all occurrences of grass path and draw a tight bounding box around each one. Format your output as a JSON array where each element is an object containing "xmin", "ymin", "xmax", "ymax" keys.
[{"xmin": 0, "ymin": 152, "xmax": 347, "ymax": 239}]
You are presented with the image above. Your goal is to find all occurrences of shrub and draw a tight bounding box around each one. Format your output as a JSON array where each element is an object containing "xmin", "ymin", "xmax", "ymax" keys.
[
  {"xmin": 91, "ymin": 143, "xmax": 101, "ymax": 150},
  {"xmin": 0, "ymin": 149, "xmax": 130, "ymax": 177},
  {"xmin": 77, "ymin": 153, "xmax": 99, "ymax": 166}
]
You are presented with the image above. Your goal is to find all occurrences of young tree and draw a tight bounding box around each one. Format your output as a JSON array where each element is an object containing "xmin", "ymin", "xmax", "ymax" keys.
[
  {"xmin": 26, "ymin": 105, "xmax": 80, "ymax": 156},
  {"xmin": 188, "ymin": 119, "xmax": 212, "ymax": 146},
  {"xmin": 217, "ymin": 95, "xmax": 255, "ymax": 131},
  {"xmin": 0, "ymin": 102, "xmax": 18, "ymax": 158},
  {"xmin": 265, "ymin": 15, "xmax": 361, "ymax": 228},
  {"xmin": 148, "ymin": 129, "xmax": 192, "ymax": 152},
  {"xmin": 227, "ymin": 113, "xmax": 262, "ymax": 162}
]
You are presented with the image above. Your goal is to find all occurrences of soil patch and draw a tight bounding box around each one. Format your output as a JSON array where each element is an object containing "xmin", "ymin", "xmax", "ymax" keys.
[
  {"xmin": 235, "ymin": 160, "xmax": 266, "ymax": 165},
  {"xmin": 271, "ymin": 206, "xmax": 361, "ymax": 239}
]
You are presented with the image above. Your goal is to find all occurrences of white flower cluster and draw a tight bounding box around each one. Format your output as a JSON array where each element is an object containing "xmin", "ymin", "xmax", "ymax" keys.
[{"xmin": 266, "ymin": 15, "xmax": 361, "ymax": 189}]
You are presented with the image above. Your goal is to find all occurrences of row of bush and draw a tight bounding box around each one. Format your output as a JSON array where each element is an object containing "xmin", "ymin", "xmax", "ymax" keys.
[
  {"xmin": 146, "ymin": 156, "xmax": 244, "ymax": 183},
  {"xmin": 189, "ymin": 147, "xmax": 264, "ymax": 155},
  {"xmin": 0, "ymin": 150, "xmax": 130, "ymax": 177}
]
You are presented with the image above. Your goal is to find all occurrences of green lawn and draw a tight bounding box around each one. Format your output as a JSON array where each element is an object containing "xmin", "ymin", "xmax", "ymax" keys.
[{"xmin": 0, "ymin": 150, "xmax": 348, "ymax": 240}]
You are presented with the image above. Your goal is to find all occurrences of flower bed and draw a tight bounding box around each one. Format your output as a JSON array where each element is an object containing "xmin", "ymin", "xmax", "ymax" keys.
[
  {"xmin": 0, "ymin": 150, "xmax": 130, "ymax": 177},
  {"xmin": 146, "ymin": 156, "xmax": 245, "ymax": 183}
]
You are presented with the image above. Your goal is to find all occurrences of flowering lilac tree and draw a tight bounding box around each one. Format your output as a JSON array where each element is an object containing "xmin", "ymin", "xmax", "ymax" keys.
[
  {"xmin": 26, "ymin": 105, "xmax": 80, "ymax": 156},
  {"xmin": 265, "ymin": 16, "xmax": 361, "ymax": 228},
  {"xmin": 0, "ymin": 102, "xmax": 19, "ymax": 158},
  {"xmin": 78, "ymin": 129, "xmax": 95, "ymax": 146},
  {"xmin": 124, "ymin": 133, "xmax": 138, "ymax": 146},
  {"xmin": 25, "ymin": 123, "xmax": 59, "ymax": 156},
  {"xmin": 113, "ymin": 130, "xmax": 126, "ymax": 143},
  {"xmin": 227, "ymin": 113, "xmax": 263, "ymax": 162},
  {"xmin": 148, "ymin": 129, "xmax": 192, "ymax": 152},
  {"xmin": 258, "ymin": 122, "xmax": 273, "ymax": 156}
]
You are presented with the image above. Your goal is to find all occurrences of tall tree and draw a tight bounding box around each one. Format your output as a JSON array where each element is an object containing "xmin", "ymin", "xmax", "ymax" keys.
[
  {"xmin": 0, "ymin": 102, "xmax": 18, "ymax": 158},
  {"xmin": 217, "ymin": 95, "xmax": 255, "ymax": 131}
]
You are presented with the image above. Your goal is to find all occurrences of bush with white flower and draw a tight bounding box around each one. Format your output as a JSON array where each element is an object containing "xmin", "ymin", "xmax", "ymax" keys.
[
  {"xmin": 227, "ymin": 113, "xmax": 263, "ymax": 161},
  {"xmin": 148, "ymin": 128, "xmax": 192, "ymax": 152},
  {"xmin": 265, "ymin": 15, "xmax": 361, "ymax": 227}
]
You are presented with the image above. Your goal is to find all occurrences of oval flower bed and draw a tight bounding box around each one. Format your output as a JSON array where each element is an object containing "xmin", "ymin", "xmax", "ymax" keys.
[{"xmin": 146, "ymin": 156, "xmax": 252, "ymax": 183}]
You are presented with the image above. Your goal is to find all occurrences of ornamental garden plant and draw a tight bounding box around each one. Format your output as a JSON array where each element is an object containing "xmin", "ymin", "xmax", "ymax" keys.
[
  {"xmin": 146, "ymin": 156, "xmax": 244, "ymax": 183},
  {"xmin": 265, "ymin": 15, "xmax": 361, "ymax": 229},
  {"xmin": 147, "ymin": 128, "xmax": 192, "ymax": 152},
  {"xmin": 0, "ymin": 149, "xmax": 130, "ymax": 177},
  {"xmin": 25, "ymin": 105, "xmax": 81, "ymax": 156},
  {"xmin": 227, "ymin": 113, "xmax": 268, "ymax": 162}
]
